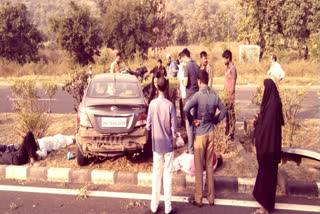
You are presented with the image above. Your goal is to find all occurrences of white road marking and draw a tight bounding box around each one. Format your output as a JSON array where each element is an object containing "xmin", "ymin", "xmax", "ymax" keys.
[
  {"xmin": 8, "ymin": 98, "xmax": 57, "ymax": 101},
  {"xmin": 0, "ymin": 185, "xmax": 319, "ymax": 212},
  {"xmin": 236, "ymin": 100, "xmax": 252, "ymax": 103}
]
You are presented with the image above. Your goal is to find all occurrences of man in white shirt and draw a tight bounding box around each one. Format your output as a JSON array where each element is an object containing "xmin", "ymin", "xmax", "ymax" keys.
[{"xmin": 267, "ymin": 55, "xmax": 285, "ymax": 84}]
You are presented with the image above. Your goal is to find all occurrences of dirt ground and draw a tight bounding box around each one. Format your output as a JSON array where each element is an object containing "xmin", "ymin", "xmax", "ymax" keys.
[{"xmin": 0, "ymin": 113, "xmax": 319, "ymax": 182}]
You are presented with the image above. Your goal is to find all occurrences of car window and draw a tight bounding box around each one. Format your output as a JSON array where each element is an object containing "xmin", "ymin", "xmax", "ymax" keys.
[{"xmin": 88, "ymin": 81, "xmax": 140, "ymax": 98}]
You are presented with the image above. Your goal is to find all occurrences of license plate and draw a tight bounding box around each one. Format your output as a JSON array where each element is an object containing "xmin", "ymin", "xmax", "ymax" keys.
[{"xmin": 101, "ymin": 117, "xmax": 127, "ymax": 128}]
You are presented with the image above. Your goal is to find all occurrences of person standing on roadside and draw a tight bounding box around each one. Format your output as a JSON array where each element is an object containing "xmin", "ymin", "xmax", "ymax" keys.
[
  {"xmin": 222, "ymin": 50, "xmax": 237, "ymax": 142},
  {"xmin": 181, "ymin": 48, "xmax": 199, "ymax": 154},
  {"xmin": 251, "ymin": 79, "xmax": 284, "ymax": 214},
  {"xmin": 267, "ymin": 55, "xmax": 285, "ymax": 84},
  {"xmin": 145, "ymin": 77, "xmax": 177, "ymax": 214},
  {"xmin": 110, "ymin": 52, "xmax": 121, "ymax": 74},
  {"xmin": 184, "ymin": 70, "xmax": 227, "ymax": 207},
  {"xmin": 151, "ymin": 59, "xmax": 167, "ymax": 78},
  {"xmin": 199, "ymin": 51, "xmax": 213, "ymax": 89},
  {"xmin": 177, "ymin": 53, "xmax": 186, "ymax": 128},
  {"xmin": 166, "ymin": 53, "xmax": 179, "ymax": 78}
]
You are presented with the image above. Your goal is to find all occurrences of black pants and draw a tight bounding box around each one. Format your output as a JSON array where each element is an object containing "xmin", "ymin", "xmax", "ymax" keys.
[
  {"xmin": 0, "ymin": 132, "xmax": 37, "ymax": 165},
  {"xmin": 179, "ymin": 98, "xmax": 185, "ymax": 128},
  {"xmin": 225, "ymin": 103, "xmax": 235, "ymax": 140}
]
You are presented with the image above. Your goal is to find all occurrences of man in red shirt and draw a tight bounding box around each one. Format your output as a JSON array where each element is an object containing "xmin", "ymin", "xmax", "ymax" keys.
[{"xmin": 222, "ymin": 50, "xmax": 237, "ymax": 142}]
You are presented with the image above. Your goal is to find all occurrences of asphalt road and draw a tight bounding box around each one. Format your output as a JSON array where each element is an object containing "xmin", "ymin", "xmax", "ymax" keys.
[
  {"xmin": 0, "ymin": 85, "xmax": 319, "ymax": 121},
  {"xmin": 0, "ymin": 180, "xmax": 319, "ymax": 214}
]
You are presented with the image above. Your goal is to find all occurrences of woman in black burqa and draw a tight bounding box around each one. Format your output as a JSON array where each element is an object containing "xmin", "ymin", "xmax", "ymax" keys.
[{"xmin": 252, "ymin": 79, "xmax": 284, "ymax": 214}]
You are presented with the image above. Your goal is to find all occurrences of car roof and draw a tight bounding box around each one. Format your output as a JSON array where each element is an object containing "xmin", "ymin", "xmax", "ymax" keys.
[{"xmin": 93, "ymin": 73, "xmax": 138, "ymax": 83}]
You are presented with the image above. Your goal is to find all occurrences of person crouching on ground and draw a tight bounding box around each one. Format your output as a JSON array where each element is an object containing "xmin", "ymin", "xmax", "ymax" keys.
[
  {"xmin": 184, "ymin": 70, "xmax": 227, "ymax": 207},
  {"xmin": 145, "ymin": 77, "xmax": 177, "ymax": 214},
  {"xmin": 0, "ymin": 131, "xmax": 40, "ymax": 165}
]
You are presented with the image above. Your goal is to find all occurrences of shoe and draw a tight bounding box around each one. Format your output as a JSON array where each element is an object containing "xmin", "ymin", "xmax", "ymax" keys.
[
  {"xmin": 165, "ymin": 208, "xmax": 176, "ymax": 214},
  {"xmin": 250, "ymin": 208, "xmax": 269, "ymax": 214},
  {"xmin": 209, "ymin": 201, "xmax": 214, "ymax": 206},
  {"xmin": 188, "ymin": 196, "xmax": 202, "ymax": 207}
]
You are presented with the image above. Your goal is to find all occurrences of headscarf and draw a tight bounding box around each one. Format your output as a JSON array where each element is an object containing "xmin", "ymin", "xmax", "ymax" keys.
[{"xmin": 254, "ymin": 79, "xmax": 284, "ymax": 166}]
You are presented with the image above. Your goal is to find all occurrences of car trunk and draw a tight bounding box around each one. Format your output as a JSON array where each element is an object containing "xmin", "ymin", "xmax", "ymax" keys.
[{"xmin": 84, "ymin": 97, "xmax": 146, "ymax": 134}]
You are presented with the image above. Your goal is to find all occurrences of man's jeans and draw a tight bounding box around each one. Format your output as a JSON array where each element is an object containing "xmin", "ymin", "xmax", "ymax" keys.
[
  {"xmin": 225, "ymin": 103, "xmax": 235, "ymax": 140},
  {"xmin": 186, "ymin": 107, "xmax": 195, "ymax": 154}
]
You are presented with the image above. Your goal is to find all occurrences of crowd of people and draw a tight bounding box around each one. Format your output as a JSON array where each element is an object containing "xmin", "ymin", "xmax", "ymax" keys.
[
  {"xmin": 144, "ymin": 48, "xmax": 284, "ymax": 214},
  {"xmin": 0, "ymin": 49, "xmax": 285, "ymax": 214}
]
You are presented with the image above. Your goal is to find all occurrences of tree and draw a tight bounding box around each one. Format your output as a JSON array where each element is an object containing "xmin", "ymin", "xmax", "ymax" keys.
[
  {"xmin": 153, "ymin": 1, "xmax": 185, "ymax": 56},
  {"xmin": 211, "ymin": 6, "xmax": 238, "ymax": 42},
  {"xmin": 49, "ymin": 1, "xmax": 103, "ymax": 66},
  {"xmin": 102, "ymin": 0, "xmax": 157, "ymax": 60},
  {"xmin": 237, "ymin": 0, "xmax": 283, "ymax": 60},
  {"xmin": 172, "ymin": 14, "xmax": 188, "ymax": 45},
  {"xmin": 0, "ymin": 2, "xmax": 43, "ymax": 64},
  {"xmin": 237, "ymin": 0, "xmax": 319, "ymax": 60},
  {"xmin": 189, "ymin": 0, "xmax": 212, "ymax": 43},
  {"xmin": 280, "ymin": 0, "xmax": 314, "ymax": 59}
]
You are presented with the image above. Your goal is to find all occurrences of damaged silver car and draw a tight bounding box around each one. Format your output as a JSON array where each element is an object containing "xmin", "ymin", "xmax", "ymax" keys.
[{"xmin": 76, "ymin": 73, "xmax": 149, "ymax": 166}]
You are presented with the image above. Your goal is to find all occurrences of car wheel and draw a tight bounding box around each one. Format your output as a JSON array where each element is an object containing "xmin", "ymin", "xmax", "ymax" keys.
[{"xmin": 76, "ymin": 147, "xmax": 89, "ymax": 166}]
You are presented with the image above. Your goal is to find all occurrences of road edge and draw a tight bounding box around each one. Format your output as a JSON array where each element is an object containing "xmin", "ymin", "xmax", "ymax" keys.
[{"xmin": 0, "ymin": 165, "xmax": 318, "ymax": 198}]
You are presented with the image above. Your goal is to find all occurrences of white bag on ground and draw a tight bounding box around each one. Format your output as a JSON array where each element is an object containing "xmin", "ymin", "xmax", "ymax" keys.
[
  {"xmin": 173, "ymin": 152, "xmax": 218, "ymax": 175},
  {"xmin": 175, "ymin": 133, "xmax": 185, "ymax": 148}
]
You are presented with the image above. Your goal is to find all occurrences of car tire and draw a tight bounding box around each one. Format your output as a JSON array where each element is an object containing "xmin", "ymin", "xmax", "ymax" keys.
[{"xmin": 76, "ymin": 147, "xmax": 89, "ymax": 166}]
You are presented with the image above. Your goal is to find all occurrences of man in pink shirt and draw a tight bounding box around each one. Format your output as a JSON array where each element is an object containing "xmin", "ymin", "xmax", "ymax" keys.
[{"xmin": 222, "ymin": 50, "xmax": 237, "ymax": 142}]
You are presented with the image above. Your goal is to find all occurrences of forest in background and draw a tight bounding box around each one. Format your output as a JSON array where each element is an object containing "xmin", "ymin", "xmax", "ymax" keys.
[{"xmin": 0, "ymin": 0, "xmax": 318, "ymax": 71}]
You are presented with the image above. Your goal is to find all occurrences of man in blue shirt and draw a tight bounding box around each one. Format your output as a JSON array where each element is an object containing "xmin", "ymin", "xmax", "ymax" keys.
[
  {"xmin": 146, "ymin": 77, "xmax": 177, "ymax": 214},
  {"xmin": 184, "ymin": 70, "xmax": 227, "ymax": 207},
  {"xmin": 166, "ymin": 53, "xmax": 179, "ymax": 78}
]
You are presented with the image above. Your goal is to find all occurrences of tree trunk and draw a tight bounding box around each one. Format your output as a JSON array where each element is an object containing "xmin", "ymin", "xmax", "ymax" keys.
[
  {"xmin": 259, "ymin": 50, "xmax": 264, "ymax": 62},
  {"xmin": 304, "ymin": 46, "xmax": 308, "ymax": 60}
]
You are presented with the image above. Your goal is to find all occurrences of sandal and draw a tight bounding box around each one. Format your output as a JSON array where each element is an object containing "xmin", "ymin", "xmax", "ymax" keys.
[
  {"xmin": 188, "ymin": 196, "xmax": 202, "ymax": 207},
  {"xmin": 251, "ymin": 209, "xmax": 269, "ymax": 214}
]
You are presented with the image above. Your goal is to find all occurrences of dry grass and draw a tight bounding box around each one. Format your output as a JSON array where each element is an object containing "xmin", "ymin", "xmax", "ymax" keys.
[
  {"xmin": 0, "ymin": 113, "xmax": 318, "ymax": 182},
  {"xmin": 0, "ymin": 43, "xmax": 318, "ymax": 86}
]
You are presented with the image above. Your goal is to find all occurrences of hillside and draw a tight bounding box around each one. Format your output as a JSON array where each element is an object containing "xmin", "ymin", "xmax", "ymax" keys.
[{"xmin": 0, "ymin": 0, "xmax": 98, "ymax": 37}]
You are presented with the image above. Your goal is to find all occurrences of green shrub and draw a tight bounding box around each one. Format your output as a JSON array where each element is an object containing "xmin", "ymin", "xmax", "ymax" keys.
[
  {"xmin": 62, "ymin": 69, "xmax": 89, "ymax": 111},
  {"xmin": 17, "ymin": 112, "xmax": 49, "ymax": 139},
  {"xmin": 10, "ymin": 77, "xmax": 49, "ymax": 138},
  {"xmin": 280, "ymin": 86, "xmax": 309, "ymax": 146}
]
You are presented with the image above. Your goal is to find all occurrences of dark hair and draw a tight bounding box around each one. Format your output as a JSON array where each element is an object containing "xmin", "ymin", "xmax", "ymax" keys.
[
  {"xmin": 180, "ymin": 48, "xmax": 190, "ymax": 58},
  {"xmin": 157, "ymin": 77, "xmax": 168, "ymax": 92},
  {"xmin": 222, "ymin": 50, "xmax": 232, "ymax": 61},
  {"xmin": 197, "ymin": 70, "xmax": 209, "ymax": 85},
  {"xmin": 200, "ymin": 51, "xmax": 207, "ymax": 58},
  {"xmin": 157, "ymin": 59, "xmax": 162, "ymax": 64},
  {"xmin": 116, "ymin": 52, "xmax": 121, "ymax": 57},
  {"xmin": 272, "ymin": 55, "xmax": 277, "ymax": 61}
]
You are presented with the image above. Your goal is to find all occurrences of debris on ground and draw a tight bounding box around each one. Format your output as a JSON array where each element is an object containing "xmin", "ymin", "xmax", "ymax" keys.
[
  {"xmin": 76, "ymin": 184, "xmax": 89, "ymax": 200},
  {"xmin": 125, "ymin": 200, "xmax": 147, "ymax": 211}
]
